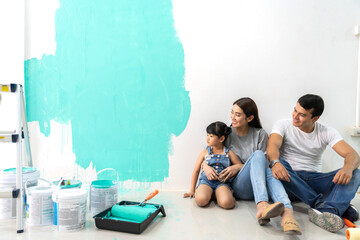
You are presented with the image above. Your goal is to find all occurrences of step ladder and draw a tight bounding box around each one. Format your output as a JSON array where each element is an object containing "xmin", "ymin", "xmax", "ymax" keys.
[{"xmin": 0, "ymin": 83, "xmax": 33, "ymax": 233}]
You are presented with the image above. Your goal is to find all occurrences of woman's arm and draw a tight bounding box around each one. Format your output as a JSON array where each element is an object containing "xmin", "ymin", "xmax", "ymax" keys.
[
  {"xmin": 184, "ymin": 149, "xmax": 207, "ymax": 198},
  {"xmin": 218, "ymin": 150, "xmax": 243, "ymax": 182}
]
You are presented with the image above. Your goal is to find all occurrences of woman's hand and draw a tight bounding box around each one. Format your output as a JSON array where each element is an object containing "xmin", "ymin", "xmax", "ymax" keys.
[
  {"xmin": 202, "ymin": 163, "xmax": 219, "ymax": 180},
  {"xmin": 219, "ymin": 165, "xmax": 242, "ymax": 182},
  {"xmin": 183, "ymin": 191, "xmax": 195, "ymax": 198}
]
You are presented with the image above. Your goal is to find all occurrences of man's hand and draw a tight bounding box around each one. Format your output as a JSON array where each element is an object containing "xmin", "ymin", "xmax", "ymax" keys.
[
  {"xmin": 333, "ymin": 167, "xmax": 353, "ymax": 185},
  {"xmin": 202, "ymin": 163, "xmax": 219, "ymax": 180},
  {"xmin": 271, "ymin": 162, "xmax": 290, "ymax": 182}
]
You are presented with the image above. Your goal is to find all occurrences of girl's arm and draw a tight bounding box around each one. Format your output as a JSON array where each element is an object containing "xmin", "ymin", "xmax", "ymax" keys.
[
  {"xmin": 184, "ymin": 149, "xmax": 207, "ymax": 198},
  {"xmin": 201, "ymin": 162, "xmax": 219, "ymax": 180},
  {"xmin": 218, "ymin": 150, "xmax": 243, "ymax": 182}
]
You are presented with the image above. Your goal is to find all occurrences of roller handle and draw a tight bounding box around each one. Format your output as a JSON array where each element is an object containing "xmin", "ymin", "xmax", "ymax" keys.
[
  {"xmin": 145, "ymin": 189, "xmax": 159, "ymax": 201},
  {"xmin": 344, "ymin": 218, "xmax": 357, "ymax": 228},
  {"xmin": 140, "ymin": 189, "xmax": 159, "ymax": 205}
]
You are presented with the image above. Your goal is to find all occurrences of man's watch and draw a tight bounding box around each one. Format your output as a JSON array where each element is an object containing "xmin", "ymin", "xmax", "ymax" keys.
[{"xmin": 269, "ymin": 160, "xmax": 280, "ymax": 168}]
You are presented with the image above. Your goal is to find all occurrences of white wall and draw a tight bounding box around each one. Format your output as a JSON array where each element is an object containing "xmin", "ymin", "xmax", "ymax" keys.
[
  {"xmin": 172, "ymin": 0, "xmax": 360, "ymax": 190},
  {"xmin": 1, "ymin": 0, "xmax": 359, "ymax": 191},
  {"xmin": 0, "ymin": 0, "xmax": 24, "ymax": 169}
]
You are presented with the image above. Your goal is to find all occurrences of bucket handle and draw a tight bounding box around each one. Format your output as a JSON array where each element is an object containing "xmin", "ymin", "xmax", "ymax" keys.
[
  {"xmin": 25, "ymin": 178, "xmax": 55, "ymax": 195},
  {"xmin": 95, "ymin": 168, "xmax": 119, "ymax": 183}
]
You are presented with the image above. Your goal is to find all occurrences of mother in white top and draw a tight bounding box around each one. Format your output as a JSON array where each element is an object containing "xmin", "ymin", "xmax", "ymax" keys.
[
  {"xmin": 267, "ymin": 94, "xmax": 360, "ymax": 233},
  {"xmin": 203, "ymin": 97, "xmax": 301, "ymax": 235}
]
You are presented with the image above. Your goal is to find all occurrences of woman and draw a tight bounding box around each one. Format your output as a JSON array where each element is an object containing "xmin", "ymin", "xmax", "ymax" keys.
[{"xmin": 202, "ymin": 97, "xmax": 301, "ymax": 235}]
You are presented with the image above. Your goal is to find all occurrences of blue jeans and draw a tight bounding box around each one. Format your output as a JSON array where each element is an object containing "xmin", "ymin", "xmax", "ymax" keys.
[
  {"xmin": 279, "ymin": 158, "xmax": 360, "ymax": 216},
  {"xmin": 231, "ymin": 150, "xmax": 292, "ymax": 209}
]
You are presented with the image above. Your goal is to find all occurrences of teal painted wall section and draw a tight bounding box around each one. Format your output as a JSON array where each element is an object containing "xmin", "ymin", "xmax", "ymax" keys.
[{"xmin": 24, "ymin": 0, "xmax": 191, "ymax": 182}]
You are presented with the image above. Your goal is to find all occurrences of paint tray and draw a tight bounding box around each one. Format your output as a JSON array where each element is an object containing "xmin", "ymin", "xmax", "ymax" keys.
[{"xmin": 93, "ymin": 201, "xmax": 166, "ymax": 234}]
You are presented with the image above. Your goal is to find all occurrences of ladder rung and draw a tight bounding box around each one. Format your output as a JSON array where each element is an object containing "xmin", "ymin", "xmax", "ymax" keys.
[
  {"xmin": 0, "ymin": 134, "xmax": 19, "ymax": 143},
  {"xmin": 0, "ymin": 188, "xmax": 19, "ymax": 198},
  {"xmin": 0, "ymin": 84, "xmax": 17, "ymax": 93}
]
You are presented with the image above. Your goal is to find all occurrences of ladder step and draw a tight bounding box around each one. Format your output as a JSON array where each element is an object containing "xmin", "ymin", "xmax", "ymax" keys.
[
  {"xmin": 0, "ymin": 84, "xmax": 17, "ymax": 93},
  {"xmin": 0, "ymin": 188, "xmax": 20, "ymax": 198},
  {"xmin": 0, "ymin": 134, "xmax": 19, "ymax": 143}
]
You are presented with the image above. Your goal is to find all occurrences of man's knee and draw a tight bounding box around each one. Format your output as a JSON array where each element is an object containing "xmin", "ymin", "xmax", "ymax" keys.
[
  {"xmin": 279, "ymin": 158, "xmax": 292, "ymax": 171},
  {"xmin": 351, "ymin": 169, "xmax": 360, "ymax": 185}
]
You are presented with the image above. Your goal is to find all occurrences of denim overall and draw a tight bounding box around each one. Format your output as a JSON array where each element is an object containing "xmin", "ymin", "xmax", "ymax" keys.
[{"xmin": 197, "ymin": 146, "xmax": 232, "ymax": 191}]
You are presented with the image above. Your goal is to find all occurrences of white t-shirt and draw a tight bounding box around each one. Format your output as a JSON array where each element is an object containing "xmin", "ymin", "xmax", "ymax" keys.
[{"xmin": 270, "ymin": 119, "xmax": 343, "ymax": 172}]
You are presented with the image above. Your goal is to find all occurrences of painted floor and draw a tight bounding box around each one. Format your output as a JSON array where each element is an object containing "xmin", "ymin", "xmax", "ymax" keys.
[{"xmin": 0, "ymin": 191, "xmax": 359, "ymax": 240}]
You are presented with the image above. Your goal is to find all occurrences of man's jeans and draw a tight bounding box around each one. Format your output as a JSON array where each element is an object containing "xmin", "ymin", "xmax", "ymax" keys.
[{"xmin": 279, "ymin": 158, "xmax": 360, "ymax": 216}]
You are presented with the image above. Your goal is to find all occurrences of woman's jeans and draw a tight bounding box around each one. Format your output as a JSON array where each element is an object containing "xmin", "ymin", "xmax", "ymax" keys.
[
  {"xmin": 231, "ymin": 150, "xmax": 292, "ymax": 209},
  {"xmin": 279, "ymin": 158, "xmax": 360, "ymax": 216}
]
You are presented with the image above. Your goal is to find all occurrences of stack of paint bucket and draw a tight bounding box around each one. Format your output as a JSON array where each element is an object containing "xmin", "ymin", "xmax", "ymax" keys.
[
  {"xmin": 90, "ymin": 168, "xmax": 119, "ymax": 216},
  {"xmin": 25, "ymin": 178, "xmax": 57, "ymax": 226},
  {"xmin": 0, "ymin": 167, "xmax": 40, "ymax": 219},
  {"xmin": 51, "ymin": 178, "xmax": 87, "ymax": 232}
]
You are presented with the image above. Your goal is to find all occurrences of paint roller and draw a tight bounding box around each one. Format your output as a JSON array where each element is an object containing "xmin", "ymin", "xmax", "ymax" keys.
[
  {"xmin": 110, "ymin": 189, "xmax": 159, "ymax": 223},
  {"xmin": 345, "ymin": 218, "xmax": 360, "ymax": 240}
]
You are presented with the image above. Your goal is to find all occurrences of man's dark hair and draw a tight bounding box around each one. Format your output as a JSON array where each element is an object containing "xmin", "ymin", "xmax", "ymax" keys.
[{"xmin": 298, "ymin": 94, "xmax": 324, "ymax": 118}]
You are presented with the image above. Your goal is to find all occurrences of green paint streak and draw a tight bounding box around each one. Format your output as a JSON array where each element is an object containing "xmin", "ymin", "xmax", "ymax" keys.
[{"xmin": 24, "ymin": 0, "xmax": 191, "ymax": 182}]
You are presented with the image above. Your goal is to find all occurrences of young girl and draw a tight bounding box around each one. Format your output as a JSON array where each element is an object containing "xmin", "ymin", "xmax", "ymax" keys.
[{"xmin": 184, "ymin": 121, "xmax": 243, "ymax": 209}]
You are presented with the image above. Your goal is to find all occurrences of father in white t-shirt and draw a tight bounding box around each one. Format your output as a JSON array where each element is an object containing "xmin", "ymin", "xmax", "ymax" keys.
[{"xmin": 267, "ymin": 94, "xmax": 360, "ymax": 233}]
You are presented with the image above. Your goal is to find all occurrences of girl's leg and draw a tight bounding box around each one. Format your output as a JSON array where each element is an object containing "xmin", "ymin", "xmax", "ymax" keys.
[
  {"xmin": 195, "ymin": 184, "xmax": 213, "ymax": 207},
  {"xmin": 215, "ymin": 185, "xmax": 235, "ymax": 209}
]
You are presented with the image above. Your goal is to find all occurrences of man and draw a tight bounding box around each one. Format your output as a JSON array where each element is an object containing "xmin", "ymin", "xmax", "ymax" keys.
[{"xmin": 267, "ymin": 94, "xmax": 360, "ymax": 232}]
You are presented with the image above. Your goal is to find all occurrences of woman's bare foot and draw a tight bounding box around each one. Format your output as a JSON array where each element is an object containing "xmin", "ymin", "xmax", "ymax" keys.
[{"xmin": 256, "ymin": 201, "xmax": 269, "ymax": 219}]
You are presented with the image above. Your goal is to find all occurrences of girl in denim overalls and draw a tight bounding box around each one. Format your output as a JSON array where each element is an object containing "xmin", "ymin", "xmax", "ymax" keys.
[{"xmin": 184, "ymin": 121, "xmax": 242, "ymax": 209}]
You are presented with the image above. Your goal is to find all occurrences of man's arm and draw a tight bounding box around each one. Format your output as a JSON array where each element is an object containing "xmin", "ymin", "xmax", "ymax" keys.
[
  {"xmin": 266, "ymin": 133, "xmax": 290, "ymax": 182},
  {"xmin": 332, "ymin": 140, "xmax": 360, "ymax": 185}
]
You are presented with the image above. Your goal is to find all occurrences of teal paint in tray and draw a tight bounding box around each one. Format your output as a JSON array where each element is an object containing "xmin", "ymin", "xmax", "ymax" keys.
[{"xmin": 24, "ymin": 0, "xmax": 191, "ymax": 182}]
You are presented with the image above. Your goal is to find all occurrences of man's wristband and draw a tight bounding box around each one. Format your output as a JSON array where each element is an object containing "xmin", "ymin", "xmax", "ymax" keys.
[{"xmin": 269, "ymin": 160, "xmax": 280, "ymax": 168}]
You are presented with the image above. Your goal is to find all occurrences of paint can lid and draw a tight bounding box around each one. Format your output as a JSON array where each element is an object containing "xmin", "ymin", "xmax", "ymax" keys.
[
  {"xmin": 91, "ymin": 180, "xmax": 117, "ymax": 189},
  {"xmin": 52, "ymin": 179, "xmax": 82, "ymax": 189},
  {"xmin": 52, "ymin": 189, "xmax": 88, "ymax": 202},
  {"xmin": 27, "ymin": 186, "xmax": 56, "ymax": 196},
  {"xmin": 0, "ymin": 167, "xmax": 40, "ymax": 184}
]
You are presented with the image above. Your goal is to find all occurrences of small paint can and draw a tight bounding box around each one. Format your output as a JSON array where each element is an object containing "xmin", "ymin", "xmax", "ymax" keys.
[
  {"xmin": 90, "ymin": 168, "xmax": 118, "ymax": 216},
  {"xmin": 52, "ymin": 179, "xmax": 82, "ymax": 189},
  {"xmin": 0, "ymin": 167, "xmax": 40, "ymax": 219},
  {"xmin": 52, "ymin": 189, "xmax": 87, "ymax": 232},
  {"xmin": 25, "ymin": 178, "xmax": 57, "ymax": 226}
]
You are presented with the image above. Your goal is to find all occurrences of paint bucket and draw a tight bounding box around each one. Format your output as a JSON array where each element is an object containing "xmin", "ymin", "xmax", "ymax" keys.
[
  {"xmin": 25, "ymin": 178, "xmax": 57, "ymax": 226},
  {"xmin": 90, "ymin": 168, "xmax": 119, "ymax": 216},
  {"xmin": 0, "ymin": 167, "xmax": 40, "ymax": 219},
  {"xmin": 52, "ymin": 188, "xmax": 87, "ymax": 232},
  {"xmin": 52, "ymin": 179, "xmax": 82, "ymax": 189}
]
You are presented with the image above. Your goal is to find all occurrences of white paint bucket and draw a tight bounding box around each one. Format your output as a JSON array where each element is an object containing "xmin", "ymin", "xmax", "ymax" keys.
[
  {"xmin": 52, "ymin": 189, "xmax": 87, "ymax": 232},
  {"xmin": 90, "ymin": 168, "xmax": 118, "ymax": 216},
  {"xmin": 0, "ymin": 167, "xmax": 40, "ymax": 219},
  {"xmin": 25, "ymin": 178, "xmax": 57, "ymax": 226}
]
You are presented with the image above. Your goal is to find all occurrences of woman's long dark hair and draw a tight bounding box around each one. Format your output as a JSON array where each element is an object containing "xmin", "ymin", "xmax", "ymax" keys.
[{"xmin": 233, "ymin": 97, "xmax": 262, "ymax": 128}]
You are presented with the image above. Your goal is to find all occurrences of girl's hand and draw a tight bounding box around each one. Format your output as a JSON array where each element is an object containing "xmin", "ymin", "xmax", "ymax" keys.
[
  {"xmin": 202, "ymin": 163, "xmax": 219, "ymax": 180},
  {"xmin": 219, "ymin": 165, "xmax": 241, "ymax": 182},
  {"xmin": 184, "ymin": 191, "xmax": 195, "ymax": 198}
]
